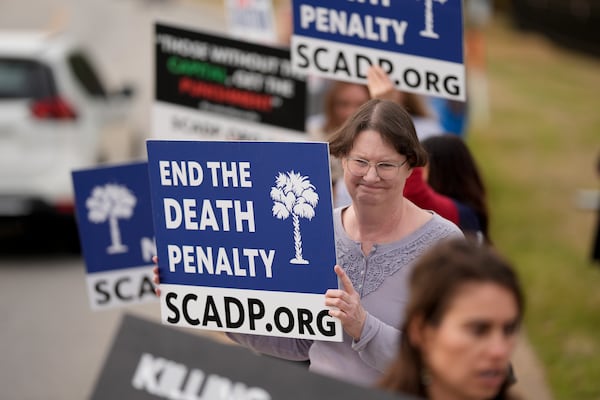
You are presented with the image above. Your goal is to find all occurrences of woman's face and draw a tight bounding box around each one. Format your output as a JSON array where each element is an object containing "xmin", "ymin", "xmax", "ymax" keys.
[
  {"xmin": 343, "ymin": 129, "xmax": 410, "ymax": 206},
  {"xmin": 419, "ymin": 283, "xmax": 520, "ymax": 400},
  {"xmin": 332, "ymin": 84, "xmax": 370, "ymax": 128}
]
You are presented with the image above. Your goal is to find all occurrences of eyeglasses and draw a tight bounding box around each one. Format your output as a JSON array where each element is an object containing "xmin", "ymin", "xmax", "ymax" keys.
[{"xmin": 345, "ymin": 157, "xmax": 408, "ymax": 180}]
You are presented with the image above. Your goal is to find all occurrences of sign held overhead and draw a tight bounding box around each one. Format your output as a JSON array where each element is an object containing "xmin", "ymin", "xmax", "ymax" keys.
[{"xmin": 291, "ymin": 0, "xmax": 465, "ymax": 101}]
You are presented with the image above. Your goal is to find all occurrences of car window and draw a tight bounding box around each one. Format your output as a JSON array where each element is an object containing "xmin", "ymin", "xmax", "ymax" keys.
[
  {"xmin": 0, "ymin": 59, "xmax": 56, "ymax": 99},
  {"xmin": 67, "ymin": 51, "xmax": 107, "ymax": 98}
]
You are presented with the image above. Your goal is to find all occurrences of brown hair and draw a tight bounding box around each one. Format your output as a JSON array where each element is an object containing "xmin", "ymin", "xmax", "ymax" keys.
[
  {"xmin": 403, "ymin": 91, "xmax": 434, "ymax": 118},
  {"xmin": 379, "ymin": 238, "xmax": 524, "ymax": 399},
  {"xmin": 328, "ymin": 99, "xmax": 428, "ymax": 168},
  {"xmin": 422, "ymin": 135, "xmax": 490, "ymax": 242},
  {"xmin": 322, "ymin": 81, "xmax": 370, "ymax": 134}
]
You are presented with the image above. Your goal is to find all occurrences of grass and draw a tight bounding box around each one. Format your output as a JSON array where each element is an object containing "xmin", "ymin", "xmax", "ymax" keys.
[{"xmin": 467, "ymin": 15, "xmax": 600, "ymax": 400}]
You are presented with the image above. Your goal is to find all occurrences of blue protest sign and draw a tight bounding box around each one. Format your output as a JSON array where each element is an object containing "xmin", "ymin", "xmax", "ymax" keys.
[
  {"xmin": 291, "ymin": 0, "xmax": 465, "ymax": 100},
  {"xmin": 147, "ymin": 140, "xmax": 341, "ymax": 341},
  {"xmin": 72, "ymin": 162, "xmax": 157, "ymax": 310}
]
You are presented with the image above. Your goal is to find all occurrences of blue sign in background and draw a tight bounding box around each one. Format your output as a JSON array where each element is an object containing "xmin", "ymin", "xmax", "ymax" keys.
[
  {"xmin": 292, "ymin": 0, "xmax": 464, "ymax": 64},
  {"xmin": 72, "ymin": 162, "xmax": 155, "ymax": 273},
  {"xmin": 146, "ymin": 140, "xmax": 337, "ymax": 294}
]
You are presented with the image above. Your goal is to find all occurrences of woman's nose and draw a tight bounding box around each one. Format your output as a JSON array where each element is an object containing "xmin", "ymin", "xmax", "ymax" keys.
[
  {"xmin": 363, "ymin": 164, "xmax": 380, "ymax": 181},
  {"xmin": 487, "ymin": 334, "xmax": 515, "ymax": 361}
]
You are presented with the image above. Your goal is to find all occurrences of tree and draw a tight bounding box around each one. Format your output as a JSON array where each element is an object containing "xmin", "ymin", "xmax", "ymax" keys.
[
  {"xmin": 270, "ymin": 171, "xmax": 319, "ymax": 264},
  {"xmin": 86, "ymin": 183, "xmax": 137, "ymax": 254},
  {"xmin": 419, "ymin": 0, "xmax": 448, "ymax": 39}
]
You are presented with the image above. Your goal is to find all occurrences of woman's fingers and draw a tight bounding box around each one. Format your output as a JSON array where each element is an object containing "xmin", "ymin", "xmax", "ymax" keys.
[
  {"xmin": 327, "ymin": 265, "xmax": 366, "ymax": 340},
  {"xmin": 367, "ymin": 65, "xmax": 401, "ymax": 102},
  {"xmin": 152, "ymin": 261, "xmax": 161, "ymax": 297},
  {"xmin": 325, "ymin": 289, "xmax": 350, "ymax": 309},
  {"xmin": 334, "ymin": 264, "xmax": 356, "ymax": 295}
]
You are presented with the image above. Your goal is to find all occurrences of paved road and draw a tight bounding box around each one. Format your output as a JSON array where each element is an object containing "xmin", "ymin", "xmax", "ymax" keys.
[{"xmin": 0, "ymin": 254, "xmax": 160, "ymax": 399}]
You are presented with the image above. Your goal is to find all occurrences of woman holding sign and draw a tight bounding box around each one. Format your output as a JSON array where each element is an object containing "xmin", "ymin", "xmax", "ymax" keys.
[
  {"xmin": 154, "ymin": 99, "xmax": 462, "ymax": 387},
  {"xmin": 228, "ymin": 98, "xmax": 462, "ymax": 385}
]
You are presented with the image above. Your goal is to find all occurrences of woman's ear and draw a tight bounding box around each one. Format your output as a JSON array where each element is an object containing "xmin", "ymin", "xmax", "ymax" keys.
[{"xmin": 408, "ymin": 314, "xmax": 425, "ymax": 348}]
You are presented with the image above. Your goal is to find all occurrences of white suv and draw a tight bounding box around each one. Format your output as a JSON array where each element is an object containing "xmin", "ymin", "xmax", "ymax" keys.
[{"xmin": 0, "ymin": 31, "xmax": 137, "ymax": 248}]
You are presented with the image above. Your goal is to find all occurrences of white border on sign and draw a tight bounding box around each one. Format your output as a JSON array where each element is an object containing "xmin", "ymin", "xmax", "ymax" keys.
[
  {"xmin": 152, "ymin": 102, "xmax": 308, "ymax": 142},
  {"xmin": 225, "ymin": 0, "xmax": 277, "ymax": 45},
  {"xmin": 291, "ymin": 36, "xmax": 466, "ymax": 101},
  {"xmin": 86, "ymin": 266, "xmax": 157, "ymax": 311},
  {"xmin": 160, "ymin": 284, "xmax": 343, "ymax": 342}
]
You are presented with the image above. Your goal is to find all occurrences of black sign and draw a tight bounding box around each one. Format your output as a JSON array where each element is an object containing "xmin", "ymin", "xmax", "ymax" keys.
[
  {"xmin": 155, "ymin": 23, "xmax": 306, "ymax": 133},
  {"xmin": 91, "ymin": 314, "xmax": 419, "ymax": 400}
]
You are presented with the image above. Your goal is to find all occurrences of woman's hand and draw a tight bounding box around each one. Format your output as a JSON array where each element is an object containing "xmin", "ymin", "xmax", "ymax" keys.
[
  {"xmin": 152, "ymin": 256, "xmax": 161, "ymax": 297},
  {"xmin": 325, "ymin": 265, "xmax": 366, "ymax": 341},
  {"xmin": 366, "ymin": 65, "xmax": 401, "ymax": 103}
]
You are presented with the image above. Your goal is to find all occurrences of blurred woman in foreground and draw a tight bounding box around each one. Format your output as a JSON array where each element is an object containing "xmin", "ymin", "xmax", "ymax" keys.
[{"xmin": 380, "ymin": 238, "xmax": 523, "ymax": 400}]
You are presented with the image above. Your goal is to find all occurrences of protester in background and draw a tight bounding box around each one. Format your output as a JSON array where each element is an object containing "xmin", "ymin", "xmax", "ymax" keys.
[
  {"xmin": 421, "ymin": 134, "xmax": 491, "ymax": 243},
  {"xmin": 154, "ymin": 99, "xmax": 463, "ymax": 387},
  {"xmin": 311, "ymin": 81, "xmax": 371, "ymax": 136},
  {"xmin": 379, "ymin": 238, "xmax": 523, "ymax": 400},
  {"xmin": 401, "ymin": 166, "xmax": 460, "ymax": 227},
  {"xmin": 307, "ymin": 80, "xmax": 371, "ymax": 206}
]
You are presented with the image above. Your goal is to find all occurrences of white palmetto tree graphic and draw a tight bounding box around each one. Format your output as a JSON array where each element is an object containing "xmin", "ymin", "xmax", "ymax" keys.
[
  {"xmin": 86, "ymin": 183, "xmax": 137, "ymax": 254},
  {"xmin": 271, "ymin": 171, "xmax": 319, "ymax": 265},
  {"xmin": 419, "ymin": 0, "xmax": 448, "ymax": 39}
]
